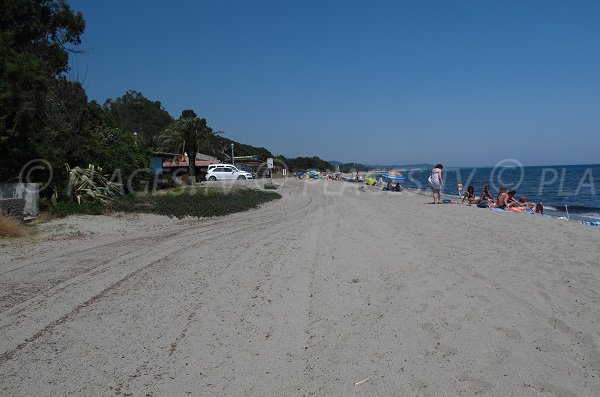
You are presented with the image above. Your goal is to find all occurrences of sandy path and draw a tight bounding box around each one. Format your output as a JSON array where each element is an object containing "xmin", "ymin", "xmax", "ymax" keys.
[{"xmin": 1, "ymin": 180, "xmax": 599, "ymax": 396}]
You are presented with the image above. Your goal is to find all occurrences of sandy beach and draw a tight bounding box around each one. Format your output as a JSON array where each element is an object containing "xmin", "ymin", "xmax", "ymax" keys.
[{"xmin": 1, "ymin": 179, "xmax": 599, "ymax": 396}]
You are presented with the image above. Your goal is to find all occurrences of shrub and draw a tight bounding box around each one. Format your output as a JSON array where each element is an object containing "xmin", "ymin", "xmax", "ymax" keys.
[
  {"xmin": 113, "ymin": 188, "xmax": 281, "ymax": 218},
  {"xmin": 66, "ymin": 164, "xmax": 123, "ymax": 205},
  {"xmin": 264, "ymin": 182, "xmax": 278, "ymax": 190},
  {"xmin": 0, "ymin": 215, "xmax": 25, "ymax": 238},
  {"xmin": 49, "ymin": 201, "xmax": 107, "ymax": 218}
]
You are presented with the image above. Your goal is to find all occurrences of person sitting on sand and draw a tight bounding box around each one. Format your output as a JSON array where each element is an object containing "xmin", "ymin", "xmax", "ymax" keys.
[
  {"xmin": 462, "ymin": 186, "xmax": 478, "ymax": 205},
  {"xmin": 496, "ymin": 187, "xmax": 508, "ymax": 209},
  {"xmin": 480, "ymin": 185, "xmax": 495, "ymax": 203},
  {"xmin": 518, "ymin": 195, "xmax": 536, "ymax": 211}
]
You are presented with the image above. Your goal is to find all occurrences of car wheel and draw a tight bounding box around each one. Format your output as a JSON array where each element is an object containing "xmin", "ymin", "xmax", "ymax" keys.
[
  {"xmin": 237, "ymin": 175, "xmax": 246, "ymax": 180},
  {"xmin": 208, "ymin": 176, "xmax": 217, "ymax": 181}
]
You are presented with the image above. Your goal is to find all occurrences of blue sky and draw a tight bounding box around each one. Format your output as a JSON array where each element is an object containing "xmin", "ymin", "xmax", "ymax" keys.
[{"xmin": 69, "ymin": 0, "xmax": 599, "ymax": 167}]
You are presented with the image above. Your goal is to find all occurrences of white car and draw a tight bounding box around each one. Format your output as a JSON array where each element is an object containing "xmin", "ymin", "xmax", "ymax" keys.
[
  {"xmin": 206, "ymin": 165, "xmax": 253, "ymax": 181},
  {"xmin": 207, "ymin": 163, "xmax": 235, "ymax": 171}
]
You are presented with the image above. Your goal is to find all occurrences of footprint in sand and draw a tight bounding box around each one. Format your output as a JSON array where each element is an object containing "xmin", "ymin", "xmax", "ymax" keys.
[
  {"xmin": 493, "ymin": 326, "xmax": 522, "ymax": 340},
  {"xmin": 456, "ymin": 374, "xmax": 493, "ymax": 394}
]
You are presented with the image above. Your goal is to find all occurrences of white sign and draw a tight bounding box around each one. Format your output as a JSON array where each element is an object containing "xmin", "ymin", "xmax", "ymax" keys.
[
  {"xmin": 282, "ymin": 168, "xmax": 287, "ymax": 176},
  {"xmin": 267, "ymin": 158, "xmax": 274, "ymax": 169}
]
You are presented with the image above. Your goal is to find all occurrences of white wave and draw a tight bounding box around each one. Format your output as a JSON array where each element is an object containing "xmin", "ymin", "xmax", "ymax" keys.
[
  {"xmin": 581, "ymin": 212, "xmax": 600, "ymax": 220},
  {"xmin": 543, "ymin": 205, "xmax": 558, "ymax": 211}
]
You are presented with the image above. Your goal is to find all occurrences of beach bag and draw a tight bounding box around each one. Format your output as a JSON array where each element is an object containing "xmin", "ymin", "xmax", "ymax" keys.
[{"xmin": 477, "ymin": 200, "xmax": 489, "ymax": 208}]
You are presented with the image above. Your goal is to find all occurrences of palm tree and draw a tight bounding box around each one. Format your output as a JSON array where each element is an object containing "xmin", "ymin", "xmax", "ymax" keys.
[{"xmin": 160, "ymin": 117, "xmax": 214, "ymax": 181}]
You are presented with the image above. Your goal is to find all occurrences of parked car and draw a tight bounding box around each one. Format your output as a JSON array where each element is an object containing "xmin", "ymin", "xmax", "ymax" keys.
[
  {"xmin": 206, "ymin": 165, "xmax": 253, "ymax": 181},
  {"xmin": 207, "ymin": 163, "xmax": 236, "ymax": 171}
]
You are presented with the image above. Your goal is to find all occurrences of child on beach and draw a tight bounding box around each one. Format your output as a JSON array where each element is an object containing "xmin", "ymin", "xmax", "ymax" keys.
[
  {"xmin": 457, "ymin": 182, "xmax": 463, "ymax": 198},
  {"xmin": 535, "ymin": 203, "xmax": 544, "ymax": 214}
]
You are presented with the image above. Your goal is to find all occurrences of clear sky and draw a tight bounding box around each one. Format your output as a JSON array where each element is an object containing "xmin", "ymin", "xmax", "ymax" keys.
[{"xmin": 68, "ymin": 0, "xmax": 600, "ymax": 167}]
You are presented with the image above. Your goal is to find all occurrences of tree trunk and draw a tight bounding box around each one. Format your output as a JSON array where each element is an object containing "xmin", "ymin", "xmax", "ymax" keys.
[{"xmin": 188, "ymin": 150, "xmax": 197, "ymax": 180}]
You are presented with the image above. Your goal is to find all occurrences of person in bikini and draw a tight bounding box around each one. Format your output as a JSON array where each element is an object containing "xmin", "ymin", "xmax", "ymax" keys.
[
  {"xmin": 480, "ymin": 185, "xmax": 495, "ymax": 203},
  {"xmin": 462, "ymin": 186, "xmax": 478, "ymax": 204}
]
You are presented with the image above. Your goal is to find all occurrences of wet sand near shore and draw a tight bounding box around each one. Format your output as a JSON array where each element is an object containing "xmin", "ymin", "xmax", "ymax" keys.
[{"xmin": 1, "ymin": 179, "xmax": 599, "ymax": 396}]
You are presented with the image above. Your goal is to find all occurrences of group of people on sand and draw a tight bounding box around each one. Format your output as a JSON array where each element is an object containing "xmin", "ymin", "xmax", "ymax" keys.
[
  {"xmin": 430, "ymin": 164, "xmax": 544, "ymax": 213},
  {"xmin": 459, "ymin": 184, "xmax": 543, "ymax": 213}
]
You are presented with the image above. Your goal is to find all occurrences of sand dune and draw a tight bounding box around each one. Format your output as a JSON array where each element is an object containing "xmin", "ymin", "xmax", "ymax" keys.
[{"xmin": 1, "ymin": 180, "xmax": 599, "ymax": 396}]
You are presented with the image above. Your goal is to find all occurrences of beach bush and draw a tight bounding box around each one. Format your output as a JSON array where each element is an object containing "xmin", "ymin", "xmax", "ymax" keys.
[
  {"xmin": 264, "ymin": 182, "xmax": 278, "ymax": 190},
  {"xmin": 113, "ymin": 188, "xmax": 281, "ymax": 218},
  {"xmin": 0, "ymin": 215, "xmax": 26, "ymax": 238},
  {"xmin": 66, "ymin": 164, "xmax": 123, "ymax": 205},
  {"xmin": 49, "ymin": 201, "xmax": 106, "ymax": 218}
]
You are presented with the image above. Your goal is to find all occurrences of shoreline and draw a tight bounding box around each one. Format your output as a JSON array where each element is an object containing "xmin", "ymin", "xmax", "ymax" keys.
[{"xmin": 347, "ymin": 175, "xmax": 600, "ymax": 224}]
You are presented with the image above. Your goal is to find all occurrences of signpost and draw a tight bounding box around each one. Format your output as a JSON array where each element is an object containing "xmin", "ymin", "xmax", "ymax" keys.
[{"xmin": 267, "ymin": 158, "xmax": 273, "ymax": 181}]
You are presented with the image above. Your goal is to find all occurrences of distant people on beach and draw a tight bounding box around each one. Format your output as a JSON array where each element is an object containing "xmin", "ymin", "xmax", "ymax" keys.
[
  {"xmin": 457, "ymin": 182, "xmax": 463, "ymax": 198},
  {"xmin": 447, "ymin": 182, "xmax": 545, "ymax": 214},
  {"xmin": 429, "ymin": 164, "xmax": 443, "ymax": 204},
  {"xmin": 462, "ymin": 186, "xmax": 478, "ymax": 205},
  {"xmin": 507, "ymin": 190, "xmax": 526, "ymax": 208},
  {"xmin": 386, "ymin": 179, "xmax": 393, "ymax": 191},
  {"xmin": 480, "ymin": 185, "xmax": 495, "ymax": 203},
  {"xmin": 383, "ymin": 180, "xmax": 402, "ymax": 192},
  {"xmin": 496, "ymin": 187, "xmax": 508, "ymax": 209},
  {"xmin": 518, "ymin": 195, "xmax": 536, "ymax": 211}
]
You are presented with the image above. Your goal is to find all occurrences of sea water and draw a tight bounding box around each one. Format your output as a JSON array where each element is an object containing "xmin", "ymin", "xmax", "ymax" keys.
[{"xmin": 399, "ymin": 164, "xmax": 600, "ymax": 220}]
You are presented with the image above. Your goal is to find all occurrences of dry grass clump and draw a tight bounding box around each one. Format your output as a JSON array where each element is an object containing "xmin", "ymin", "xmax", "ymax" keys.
[{"xmin": 0, "ymin": 214, "xmax": 25, "ymax": 238}]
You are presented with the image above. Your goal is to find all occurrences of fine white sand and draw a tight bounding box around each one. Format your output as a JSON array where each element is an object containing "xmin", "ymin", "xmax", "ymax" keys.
[{"xmin": 1, "ymin": 179, "xmax": 599, "ymax": 396}]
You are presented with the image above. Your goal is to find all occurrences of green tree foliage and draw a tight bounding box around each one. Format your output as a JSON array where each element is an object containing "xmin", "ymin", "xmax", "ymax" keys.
[
  {"xmin": 43, "ymin": 78, "xmax": 100, "ymax": 169},
  {"xmin": 180, "ymin": 109, "xmax": 197, "ymax": 119},
  {"xmin": 208, "ymin": 137, "xmax": 273, "ymax": 162},
  {"xmin": 0, "ymin": 0, "xmax": 85, "ymax": 180},
  {"xmin": 338, "ymin": 163, "xmax": 369, "ymax": 172},
  {"xmin": 91, "ymin": 125, "xmax": 151, "ymax": 192},
  {"xmin": 0, "ymin": 0, "xmax": 336, "ymax": 191},
  {"xmin": 103, "ymin": 90, "xmax": 173, "ymax": 148},
  {"xmin": 277, "ymin": 156, "xmax": 332, "ymax": 171}
]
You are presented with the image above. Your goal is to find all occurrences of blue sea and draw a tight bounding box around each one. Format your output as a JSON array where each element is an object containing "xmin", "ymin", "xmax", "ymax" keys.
[{"xmin": 398, "ymin": 164, "xmax": 600, "ymax": 220}]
